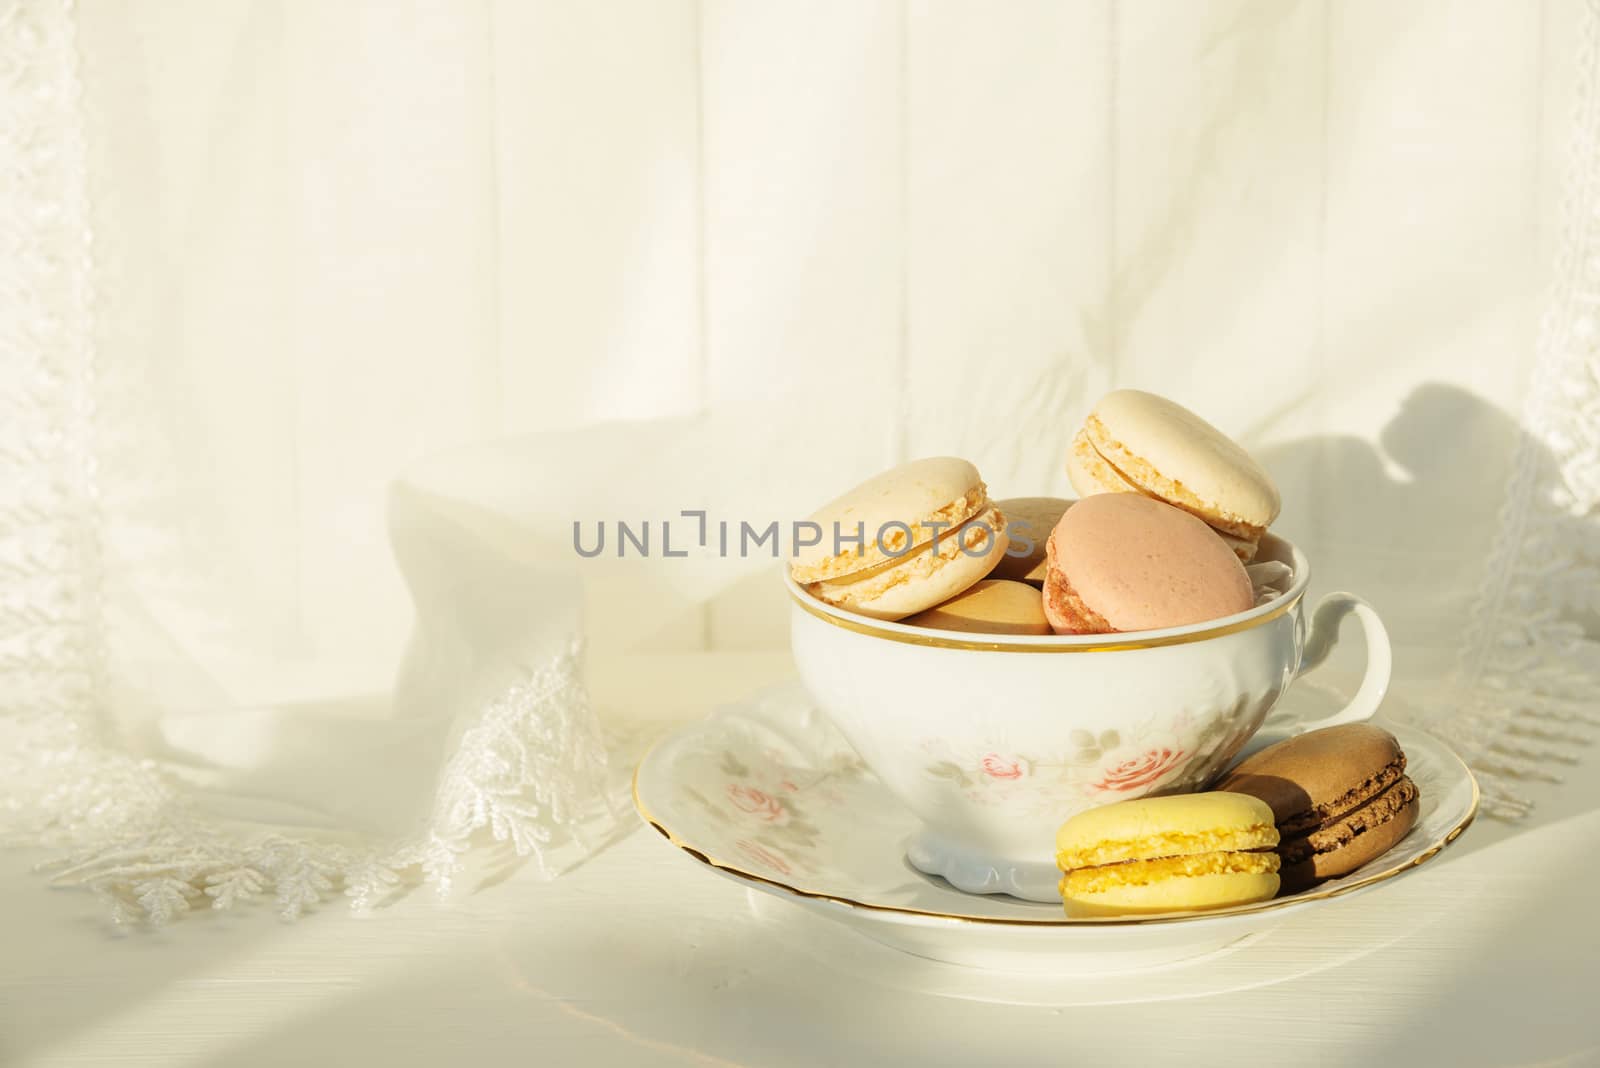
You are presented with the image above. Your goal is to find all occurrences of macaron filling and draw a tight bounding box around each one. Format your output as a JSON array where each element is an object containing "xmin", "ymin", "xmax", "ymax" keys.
[
  {"xmin": 807, "ymin": 504, "xmax": 1007, "ymax": 608},
  {"xmin": 790, "ymin": 480, "xmax": 992, "ymax": 584},
  {"xmin": 1068, "ymin": 428, "xmax": 1143, "ymax": 495},
  {"xmin": 1279, "ymin": 775, "xmax": 1420, "ymax": 866},
  {"xmin": 1276, "ymin": 755, "xmax": 1409, "ymax": 839},
  {"xmin": 1060, "ymin": 850, "xmax": 1281, "ymax": 897},
  {"xmin": 1056, "ymin": 823, "xmax": 1279, "ymax": 871}
]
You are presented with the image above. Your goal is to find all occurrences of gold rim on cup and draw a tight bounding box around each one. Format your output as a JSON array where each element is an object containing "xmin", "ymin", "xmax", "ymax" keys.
[{"xmin": 788, "ymin": 585, "xmax": 1304, "ymax": 653}]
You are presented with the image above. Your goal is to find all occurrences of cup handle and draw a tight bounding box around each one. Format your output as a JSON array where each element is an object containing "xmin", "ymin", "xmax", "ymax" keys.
[{"xmin": 1281, "ymin": 592, "xmax": 1392, "ymax": 733}]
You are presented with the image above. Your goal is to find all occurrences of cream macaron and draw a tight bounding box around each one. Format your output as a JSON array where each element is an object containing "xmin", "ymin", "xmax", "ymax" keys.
[
  {"xmin": 903, "ymin": 579, "xmax": 1052, "ymax": 635},
  {"xmin": 988, "ymin": 497, "xmax": 1072, "ymax": 585},
  {"xmin": 793, "ymin": 457, "xmax": 1009, "ymax": 621},
  {"xmin": 1067, "ymin": 390, "xmax": 1279, "ymax": 561}
]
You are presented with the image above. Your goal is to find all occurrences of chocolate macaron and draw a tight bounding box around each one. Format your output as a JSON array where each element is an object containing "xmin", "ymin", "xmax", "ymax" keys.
[{"xmin": 1216, "ymin": 724, "xmax": 1420, "ymax": 893}]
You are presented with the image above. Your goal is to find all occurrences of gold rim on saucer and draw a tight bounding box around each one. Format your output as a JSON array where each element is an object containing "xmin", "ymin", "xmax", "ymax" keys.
[{"xmin": 632, "ymin": 734, "xmax": 1479, "ymax": 929}]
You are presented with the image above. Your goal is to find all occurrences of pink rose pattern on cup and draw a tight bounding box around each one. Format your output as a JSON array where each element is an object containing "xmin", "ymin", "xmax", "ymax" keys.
[
  {"xmin": 979, "ymin": 754, "xmax": 1027, "ymax": 780},
  {"xmin": 665, "ymin": 697, "xmax": 1264, "ymax": 885},
  {"xmin": 919, "ymin": 714, "xmax": 1242, "ymax": 815},
  {"xmin": 1090, "ymin": 744, "xmax": 1187, "ymax": 793}
]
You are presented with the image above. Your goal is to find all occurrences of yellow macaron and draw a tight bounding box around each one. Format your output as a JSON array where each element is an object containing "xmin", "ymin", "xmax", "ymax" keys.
[{"xmin": 1055, "ymin": 793, "xmax": 1281, "ymax": 918}]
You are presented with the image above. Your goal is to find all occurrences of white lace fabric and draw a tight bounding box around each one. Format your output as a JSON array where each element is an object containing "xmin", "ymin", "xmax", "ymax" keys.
[
  {"xmin": 0, "ymin": 1, "xmax": 616, "ymax": 923},
  {"xmin": 1412, "ymin": 0, "xmax": 1600, "ymax": 819},
  {"xmin": 3, "ymin": 0, "xmax": 1599, "ymax": 926}
]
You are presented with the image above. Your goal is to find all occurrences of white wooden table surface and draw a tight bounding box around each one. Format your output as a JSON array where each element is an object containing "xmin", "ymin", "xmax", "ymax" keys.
[{"xmin": 4, "ymin": 655, "xmax": 1599, "ymax": 1068}]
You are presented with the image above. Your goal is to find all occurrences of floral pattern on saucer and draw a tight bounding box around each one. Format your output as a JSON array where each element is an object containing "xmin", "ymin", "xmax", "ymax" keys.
[
  {"xmin": 634, "ymin": 682, "xmax": 1478, "ymax": 930},
  {"xmin": 665, "ymin": 695, "xmax": 871, "ymax": 882}
]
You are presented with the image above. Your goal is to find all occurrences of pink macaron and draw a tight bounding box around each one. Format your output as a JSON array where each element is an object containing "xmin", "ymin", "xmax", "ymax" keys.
[{"xmin": 1043, "ymin": 493, "xmax": 1253, "ymax": 635}]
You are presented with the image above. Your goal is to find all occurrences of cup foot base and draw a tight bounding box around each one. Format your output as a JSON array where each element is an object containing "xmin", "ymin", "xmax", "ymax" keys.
[{"xmin": 906, "ymin": 829, "xmax": 1062, "ymax": 903}]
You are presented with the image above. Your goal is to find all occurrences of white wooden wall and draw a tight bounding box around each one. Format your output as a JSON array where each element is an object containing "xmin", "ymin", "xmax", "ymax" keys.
[{"xmin": 75, "ymin": 0, "xmax": 1580, "ymax": 680}]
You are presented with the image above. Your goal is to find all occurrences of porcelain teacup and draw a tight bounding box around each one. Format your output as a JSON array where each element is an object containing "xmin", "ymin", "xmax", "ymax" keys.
[{"xmin": 785, "ymin": 534, "xmax": 1390, "ymax": 903}]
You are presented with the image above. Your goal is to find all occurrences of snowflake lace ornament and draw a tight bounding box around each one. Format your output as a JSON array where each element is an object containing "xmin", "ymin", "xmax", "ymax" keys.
[{"xmin": 0, "ymin": 0, "xmax": 615, "ymax": 924}]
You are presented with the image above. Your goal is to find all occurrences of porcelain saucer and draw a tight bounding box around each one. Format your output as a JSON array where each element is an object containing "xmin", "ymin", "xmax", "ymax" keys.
[{"xmin": 632, "ymin": 683, "xmax": 1478, "ymax": 974}]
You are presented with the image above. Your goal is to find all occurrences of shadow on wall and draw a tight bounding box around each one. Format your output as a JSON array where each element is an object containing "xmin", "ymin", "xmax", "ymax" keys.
[
  {"xmin": 1258, "ymin": 380, "xmax": 1598, "ymax": 697},
  {"xmin": 1252, "ymin": 382, "xmax": 1523, "ymax": 686}
]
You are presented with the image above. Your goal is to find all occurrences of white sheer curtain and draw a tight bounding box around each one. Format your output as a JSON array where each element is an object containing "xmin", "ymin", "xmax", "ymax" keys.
[{"xmin": 3, "ymin": 0, "xmax": 1595, "ymax": 923}]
